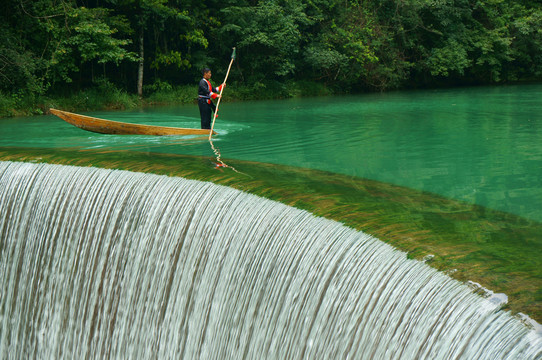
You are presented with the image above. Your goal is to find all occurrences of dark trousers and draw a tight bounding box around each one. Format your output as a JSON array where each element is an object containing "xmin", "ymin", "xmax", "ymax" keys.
[{"xmin": 198, "ymin": 98, "xmax": 215, "ymax": 129}]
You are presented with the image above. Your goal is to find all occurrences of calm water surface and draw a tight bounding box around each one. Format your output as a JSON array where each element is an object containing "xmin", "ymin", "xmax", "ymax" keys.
[{"xmin": 1, "ymin": 84, "xmax": 541, "ymax": 221}]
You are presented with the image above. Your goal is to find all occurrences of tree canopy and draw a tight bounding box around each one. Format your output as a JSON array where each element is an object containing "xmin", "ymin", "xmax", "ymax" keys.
[{"xmin": 1, "ymin": 0, "xmax": 541, "ymax": 97}]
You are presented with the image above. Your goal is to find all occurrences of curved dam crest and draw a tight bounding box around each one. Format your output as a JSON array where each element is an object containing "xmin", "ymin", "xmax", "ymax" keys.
[{"xmin": 0, "ymin": 161, "xmax": 540, "ymax": 359}]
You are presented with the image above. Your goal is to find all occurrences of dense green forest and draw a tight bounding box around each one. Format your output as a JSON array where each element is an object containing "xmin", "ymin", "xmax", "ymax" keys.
[{"xmin": 1, "ymin": 0, "xmax": 541, "ymax": 116}]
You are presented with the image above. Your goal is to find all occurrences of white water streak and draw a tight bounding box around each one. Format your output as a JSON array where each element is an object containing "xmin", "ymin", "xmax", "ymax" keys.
[{"xmin": 0, "ymin": 161, "xmax": 540, "ymax": 359}]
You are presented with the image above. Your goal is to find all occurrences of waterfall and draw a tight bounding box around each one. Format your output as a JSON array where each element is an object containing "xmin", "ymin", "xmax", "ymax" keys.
[{"xmin": 0, "ymin": 161, "xmax": 540, "ymax": 359}]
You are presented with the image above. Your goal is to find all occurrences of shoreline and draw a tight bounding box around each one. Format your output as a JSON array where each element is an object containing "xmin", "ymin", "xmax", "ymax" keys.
[{"xmin": 3, "ymin": 80, "xmax": 541, "ymax": 119}]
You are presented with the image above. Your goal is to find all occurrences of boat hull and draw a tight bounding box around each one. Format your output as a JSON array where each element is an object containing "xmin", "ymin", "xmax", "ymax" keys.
[{"xmin": 50, "ymin": 109, "xmax": 216, "ymax": 136}]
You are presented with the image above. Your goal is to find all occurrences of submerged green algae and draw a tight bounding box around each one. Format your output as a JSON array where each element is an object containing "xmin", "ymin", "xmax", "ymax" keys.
[{"xmin": 1, "ymin": 147, "xmax": 540, "ymax": 322}]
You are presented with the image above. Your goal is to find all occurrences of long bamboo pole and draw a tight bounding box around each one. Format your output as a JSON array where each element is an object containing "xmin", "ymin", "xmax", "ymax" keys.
[{"xmin": 209, "ymin": 47, "xmax": 236, "ymax": 140}]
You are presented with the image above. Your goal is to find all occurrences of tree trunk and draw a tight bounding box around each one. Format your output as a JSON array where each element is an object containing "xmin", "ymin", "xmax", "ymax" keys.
[{"xmin": 137, "ymin": 27, "xmax": 144, "ymax": 98}]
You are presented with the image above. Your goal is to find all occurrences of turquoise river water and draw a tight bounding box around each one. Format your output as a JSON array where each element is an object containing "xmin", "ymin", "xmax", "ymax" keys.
[{"xmin": 1, "ymin": 84, "xmax": 541, "ymax": 222}]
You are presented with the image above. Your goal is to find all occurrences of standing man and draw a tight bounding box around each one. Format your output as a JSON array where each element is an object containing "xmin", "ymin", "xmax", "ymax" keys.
[{"xmin": 198, "ymin": 67, "xmax": 224, "ymax": 129}]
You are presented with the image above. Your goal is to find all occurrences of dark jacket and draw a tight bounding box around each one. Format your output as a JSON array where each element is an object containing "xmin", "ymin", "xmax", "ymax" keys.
[{"xmin": 198, "ymin": 78, "xmax": 221, "ymax": 101}]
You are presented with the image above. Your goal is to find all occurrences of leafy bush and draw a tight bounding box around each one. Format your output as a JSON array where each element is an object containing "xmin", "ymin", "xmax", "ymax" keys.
[
  {"xmin": 145, "ymin": 85, "xmax": 196, "ymax": 105},
  {"xmin": 143, "ymin": 79, "xmax": 174, "ymax": 95},
  {"xmin": 0, "ymin": 92, "xmax": 16, "ymax": 117}
]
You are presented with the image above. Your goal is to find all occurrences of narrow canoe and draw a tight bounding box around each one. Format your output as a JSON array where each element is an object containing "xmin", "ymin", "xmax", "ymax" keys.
[{"xmin": 50, "ymin": 108, "xmax": 216, "ymax": 136}]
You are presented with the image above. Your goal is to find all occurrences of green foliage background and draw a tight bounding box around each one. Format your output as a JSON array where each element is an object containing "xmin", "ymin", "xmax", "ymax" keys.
[{"xmin": 1, "ymin": 0, "xmax": 541, "ymax": 115}]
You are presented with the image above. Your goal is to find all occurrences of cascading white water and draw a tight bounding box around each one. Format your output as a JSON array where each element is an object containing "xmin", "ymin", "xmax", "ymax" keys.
[{"xmin": 0, "ymin": 161, "xmax": 540, "ymax": 359}]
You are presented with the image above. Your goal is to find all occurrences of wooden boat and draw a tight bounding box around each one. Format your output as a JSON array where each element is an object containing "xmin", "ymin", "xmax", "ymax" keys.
[{"xmin": 50, "ymin": 108, "xmax": 216, "ymax": 136}]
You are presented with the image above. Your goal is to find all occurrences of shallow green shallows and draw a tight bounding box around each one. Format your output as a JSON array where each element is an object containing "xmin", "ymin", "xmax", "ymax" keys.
[{"xmin": 1, "ymin": 84, "xmax": 541, "ymax": 321}]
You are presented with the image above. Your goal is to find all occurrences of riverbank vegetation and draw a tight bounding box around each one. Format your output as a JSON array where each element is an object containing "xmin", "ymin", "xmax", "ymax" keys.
[
  {"xmin": 0, "ymin": 78, "xmax": 329, "ymax": 117},
  {"xmin": 1, "ymin": 0, "xmax": 541, "ymax": 117}
]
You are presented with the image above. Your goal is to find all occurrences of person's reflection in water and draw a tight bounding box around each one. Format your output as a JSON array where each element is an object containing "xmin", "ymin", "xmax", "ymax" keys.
[{"xmin": 209, "ymin": 139, "xmax": 246, "ymax": 175}]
